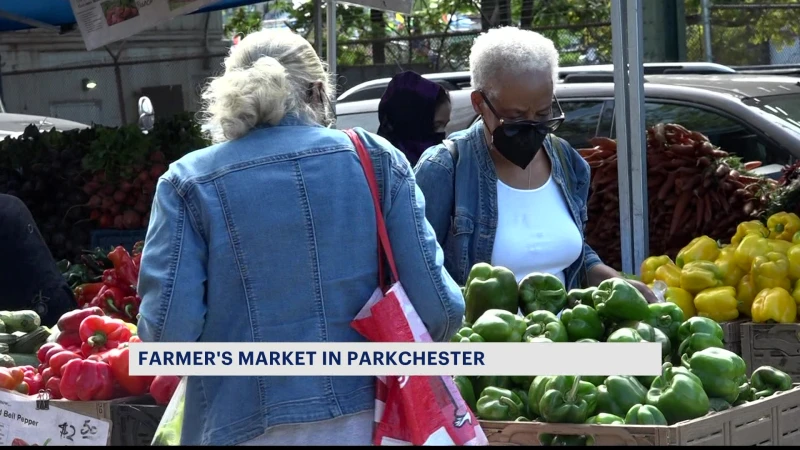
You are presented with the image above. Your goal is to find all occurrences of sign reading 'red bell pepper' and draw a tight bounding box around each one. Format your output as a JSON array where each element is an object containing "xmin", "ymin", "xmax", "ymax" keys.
[{"xmin": 0, "ymin": 389, "xmax": 110, "ymax": 445}]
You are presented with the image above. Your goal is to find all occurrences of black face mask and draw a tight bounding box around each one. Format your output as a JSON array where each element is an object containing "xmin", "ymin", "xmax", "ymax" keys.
[
  {"xmin": 491, "ymin": 124, "xmax": 548, "ymax": 170},
  {"xmin": 480, "ymin": 91, "xmax": 565, "ymax": 170}
]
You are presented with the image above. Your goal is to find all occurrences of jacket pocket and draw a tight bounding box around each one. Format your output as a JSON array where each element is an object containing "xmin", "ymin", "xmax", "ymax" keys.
[{"xmin": 446, "ymin": 214, "xmax": 474, "ymax": 285}]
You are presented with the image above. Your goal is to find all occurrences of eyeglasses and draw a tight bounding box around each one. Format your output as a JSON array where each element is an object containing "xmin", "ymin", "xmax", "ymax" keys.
[{"xmin": 479, "ymin": 90, "xmax": 565, "ymax": 135}]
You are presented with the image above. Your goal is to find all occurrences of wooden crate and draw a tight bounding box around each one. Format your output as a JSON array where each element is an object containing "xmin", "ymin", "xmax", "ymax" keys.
[
  {"xmin": 741, "ymin": 322, "xmax": 800, "ymax": 381},
  {"xmin": 480, "ymin": 385, "xmax": 800, "ymax": 446},
  {"xmin": 720, "ymin": 319, "xmax": 747, "ymax": 355}
]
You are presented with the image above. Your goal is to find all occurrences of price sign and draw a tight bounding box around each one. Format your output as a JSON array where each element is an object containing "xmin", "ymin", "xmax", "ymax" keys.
[{"xmin": 0, "ymin": 390, "xmax": 110, "ymax": 446}]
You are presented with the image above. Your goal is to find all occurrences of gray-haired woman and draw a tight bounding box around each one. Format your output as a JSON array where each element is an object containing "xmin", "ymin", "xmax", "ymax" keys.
[
  {"xmin": 136, "ymin": 28, "xmax": 464, "ymax": 446},
  {"xmin": 415, "ymin": 26, "xmax": 657, "ymax": 304}
]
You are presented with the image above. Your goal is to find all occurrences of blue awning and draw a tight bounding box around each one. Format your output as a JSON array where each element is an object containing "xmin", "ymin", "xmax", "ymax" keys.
[{"xmin": 0, "ymin": 0, "xmax": 261, "ymax": 32}]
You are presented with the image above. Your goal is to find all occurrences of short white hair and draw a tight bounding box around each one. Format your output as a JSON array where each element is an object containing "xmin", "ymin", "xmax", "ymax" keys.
[
  {"xmin": 469, "ymin": 27, "xmax": 560, "ymax": 97},
  {"xmin": 201, "ymin": 29, "xmax": 334, "ymax": 143}
]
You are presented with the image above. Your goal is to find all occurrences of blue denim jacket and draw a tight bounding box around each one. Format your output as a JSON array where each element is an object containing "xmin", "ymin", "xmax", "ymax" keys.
[
  {"xmin": 136, "ymin": 116, "xmax": 464, "ymax": 446},
  {"xmin": 414, "ymin": 119, "xmax": 603, "ymax": 291}
]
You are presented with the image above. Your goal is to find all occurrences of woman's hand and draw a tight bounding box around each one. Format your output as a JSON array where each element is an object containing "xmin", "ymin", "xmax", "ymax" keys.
[{"xmin": 587, "ymin": 264, "xmax": 660, "ymax": 304}]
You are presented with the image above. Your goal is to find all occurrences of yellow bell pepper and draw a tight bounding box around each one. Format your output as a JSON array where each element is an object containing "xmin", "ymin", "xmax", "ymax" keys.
[
  {"xmin": 715, "ymin": 246, "xmax": 745, "ymax": 288},
  {"xmin": 640, "ymin": 255, "xmax": 673, "ymax": 285},
  {"xmin": 751, "ymin": 287, "xmax": 797, "ymax": 324},
  {"xmin": 676, "ymin": 236, "xmax": 720, "ymax": 268},
  {"xmin": 737, "ymin": 274, "xmax": 757, "ymax": 317},
  {"xmin": 787, "ymin": 244, "xmax": 800, "ymax": 281},
  {"xmin": 680, "ymin": 261, "xmax": 723, "ymax": 295},
  {"xmin": 654, "ymin": 262, "xmax": 682, "ymax": 288},
  {"xmin": 767, "ymin": 212, "xmax": 800, "ymax": 242},
  {"xmin": 751, "ymin": 252, "xmax": 792, "ymax": 292},
  {"xmin": 792, "ymin": 279, "xmax": 800, "ymax": 308},
  {"xmin": 731, "ymin": 220, "xmax": 770, "ymax": 246},
  {"xmin": 665, "ymin": 286, "xmax": 696, "ymax": 319},
  {"xmin": 768, "ymin": 239, "xmax": 793, "ymax": 255},
  {"xmin": 793, "ymin": 231, "xmax": 800, "ymax": 245},
  {"xmin": 693, "ymin": 286, "xmax": 740, "ymax": 322},
  {"xmin": 734, "ymin": 234, "xmax": 771, "ymax": 272}
]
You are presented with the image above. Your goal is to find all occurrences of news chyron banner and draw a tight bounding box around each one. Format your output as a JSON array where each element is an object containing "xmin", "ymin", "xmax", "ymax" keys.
[
  {"xmin": 69, "ymin": 0, "xmax": 218, "ymax": 51},
  {"xmin": 128, "ymin": 342, "xmax": 662, "ymax": 377}
]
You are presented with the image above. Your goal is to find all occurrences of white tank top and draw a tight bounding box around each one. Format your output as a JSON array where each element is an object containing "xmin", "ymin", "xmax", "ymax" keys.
[{"xmin": 491, "ymin": 176, "xmax": 583, "ymax": 285}]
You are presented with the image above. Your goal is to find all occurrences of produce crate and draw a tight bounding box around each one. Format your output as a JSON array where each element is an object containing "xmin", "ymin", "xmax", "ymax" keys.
[
  {"xmin": 90, "ymin": 229, "xmax": 147, "ymax": 253},
  {"xmin": 480, "ymin": 384, "xmax": 800, "ymax": 446},
  {"xmin": 741, "ymin": 322, "xmax": 800, "ymax": 381},
  {"xmin": 720, "ymin": 319, "xmax": 747, "ymax": 355}
]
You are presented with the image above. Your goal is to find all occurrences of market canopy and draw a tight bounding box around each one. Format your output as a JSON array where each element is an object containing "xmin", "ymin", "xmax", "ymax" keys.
[{"xmin": 0, "ymin": 1, "xmax": 258, "ymax": 33}]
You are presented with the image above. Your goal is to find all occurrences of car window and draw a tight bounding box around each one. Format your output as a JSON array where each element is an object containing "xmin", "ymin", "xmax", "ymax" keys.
[
  {"xmin": 335, "ymin": 112, "xmax": 380, "ymax": 133},
  {"xmin": 339, "ymin": 86, "xmax": 387, "ymax": 103},
  {"xmin": 611, "ymin": 102, "xmax": 791, "ymax": 166},
  {"xmin": 556, "ymin": 101, "xmax": 606, "ymax": 149}
]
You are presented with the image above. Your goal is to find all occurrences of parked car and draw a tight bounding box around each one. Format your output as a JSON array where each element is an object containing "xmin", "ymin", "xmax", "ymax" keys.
[
  {"xmin": 0, "ymin": 113, "xmax": 90, "ymax": 139},
  {"xmin": 335, "ymin": 62, "xmax": 736, "ymax": 103},
  {"xmin": 335, "ymin": 72, "xmax": 800, "ymax": 178}
]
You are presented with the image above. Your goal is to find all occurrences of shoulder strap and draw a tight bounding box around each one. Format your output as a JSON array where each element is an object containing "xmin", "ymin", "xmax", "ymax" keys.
[
  {"xmin": 443, "ymin": 139, "xmax": 458, "ymax": 217},
  {"xmin": 344, "ymin": 129, "xmax": 399, "ymax": 293}
]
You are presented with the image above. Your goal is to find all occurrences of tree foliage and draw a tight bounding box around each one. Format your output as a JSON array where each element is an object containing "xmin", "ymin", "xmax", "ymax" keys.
[{"xmin": 223, "ymin": 6, "xmax": 264, "ymax": 38}]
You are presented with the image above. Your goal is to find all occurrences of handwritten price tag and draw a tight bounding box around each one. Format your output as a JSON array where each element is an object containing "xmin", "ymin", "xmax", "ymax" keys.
[{"xmin": 0, "ymin": 390, "xmax": 110, "ymax": 446}]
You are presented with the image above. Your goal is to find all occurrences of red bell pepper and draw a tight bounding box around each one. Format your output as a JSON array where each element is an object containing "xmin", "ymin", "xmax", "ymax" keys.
[
  {"xmin": 104, "ymin": 345, "xmax": 154, "ymax": 396},
  {"xmin": 107, "ymin": 246, "xmax": 139, "ymax": 287},
  {"xmin": 57, "ymin": 307, "xmax": 104, "ymax": 333},
  {"xmin": 91, "ymin": 284, "xmax": 134, "ymax": 317},
  {"xmin": 41, "ymin": 367, "xmax": 54, "ymax": 384},
  {"xmin": 79, "ymin": 316, "xmax": 132, "ymax": 357},
  {"xmin": 150, "ymin": 376, "xmax": 180, "ymax": 405},
  {"xmin": 48, "ymin": 350, "xmax": 82, "ymax": 377},
  {"xmin": 60, "ymin": 359, "xmax": 114, "ymax": 401},
  {"xmin": 37, "ymin": 343, "xmax": 61, "ymax": 365},
  {"xmin": 46, "ymin": 377, "xmax": 62, "ymax": 399},
  {"xmin": 22, "ymin": 370, "xmax": 43, "ymax": 396},
  {"xmin": 73, "ymin": 283, "xmax": 105, "ymax": 308}
]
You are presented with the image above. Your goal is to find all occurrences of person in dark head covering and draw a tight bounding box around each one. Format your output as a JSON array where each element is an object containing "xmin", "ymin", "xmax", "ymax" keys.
[{"xmin": 377, "ymin": 71, "xmax": 451, "ymax": 166}]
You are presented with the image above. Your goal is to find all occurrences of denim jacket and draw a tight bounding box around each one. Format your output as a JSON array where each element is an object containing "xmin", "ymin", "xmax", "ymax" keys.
[
  {"xmin": 136, "ymin": 116, "xmax": 464, "ymax": 446},
  {"xmin": 414, "ymin": 119, "xmax": 603, "ymax": 291}
]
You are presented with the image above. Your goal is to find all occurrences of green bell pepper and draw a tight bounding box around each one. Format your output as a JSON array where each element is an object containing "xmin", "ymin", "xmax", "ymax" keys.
[
  {"xmin": 512, "ymin": 388, "xmax": 531, "ymax": 419},
  {"xmin": 624, "ymin": 404, "xmax": 667, "ymax": 425},
  {"xmin": 476, "ymin": 387, "xmax": 524, "ymax": 421},
  {"xmin": 560, "ymin": 305, "xmax": 605, "ymax": 341},
  {"xmin": 708, "ymin": 398, "xmax": 732, "ymax": 412},
  {"xmin": 472, "ymin": 309, "xmax": 527, "ymax": 342},
  {"xmin": 573, "ymin": 338, "xmax": 607, "ymax": 386},
  {"xmin": 646, "ymin": 363, "xmax": 710, "ymax": 425},
  {"xmin": 454, "ymin": 376, "xmax": 477, "ymax": 412},
  {"xmin": 539, "ymin": 376, "xmax": 599, "ymax": 424},
  {"xmin": 523, "ymin": 310, "xmax": 568, "ymax": 342},
  {"xmin": 644, "ymin": 302, "xmax": 685, "ymax": 345},
  {"xmin": 681, "ymin": 347, "xmax": 747, "ymax": 404},
  {"xmin": 591, "ymin": 278, "xmax": 651, "ymax": 322},
  {"xmin": 471, "ymin": 376, "xmax": 512, "ymax": 397},
  {"xmin": 750, "ymin": 366, "xmax": 793, "ymax": 399},
  {"xmin": 527, "ymin": 376, "xmax": 553, "ymax": 418},
  {"xmin": 567, "ymin": 287, "xmax": 598, "ymax": 308},
  {"xmin": 450, "ymin": 327, "xmax": 486, "ymax": 343},
  {"xmin": 607, "ymin": 328, "xmax": 645, "ymax": 343},
  {"xmin": 677, "ymin": 316, "xmax": 724, "ymax": 342},
  {"xmin": 596, "ymin": 375, "xmax": 647, "ymax": 418},
  {"xmin": 613, "ymin": 321, "xmax": 672, "ymax": 362},
  {"xmin": 678, "ymin": 333, "xmax": 724, "ymax": 359},
  {"xmin": 464, "ymin": 263, "xmax": 519, "ymax": 324},
  {"xmin": 585, "ymin": 413, "xmax": 625, "ymax": 425},
  {"xmin": 735, "ymin": 382, "xmax": 756, "ymax": 406},
  {"xmin": 510, "ymin": 376, "xmax": 535, "ymax": 391},
  {"xmin": 518, "ymin": 272, "xmax": 568, "ymax": 315}
]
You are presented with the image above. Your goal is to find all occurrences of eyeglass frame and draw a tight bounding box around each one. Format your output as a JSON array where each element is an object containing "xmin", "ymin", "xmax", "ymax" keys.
[{"xmin": 479, "ymin": 90, "xmax": 566, "ymax": 135}]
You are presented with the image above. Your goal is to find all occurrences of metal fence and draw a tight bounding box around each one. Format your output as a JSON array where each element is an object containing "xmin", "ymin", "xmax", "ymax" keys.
[
  {"xmin": 336, "ymin": 22, "xmax": 613, "ymax": 71},
  {"xmin": 337, "ymin": 2, "xmax": 800, "ymax": 70}
]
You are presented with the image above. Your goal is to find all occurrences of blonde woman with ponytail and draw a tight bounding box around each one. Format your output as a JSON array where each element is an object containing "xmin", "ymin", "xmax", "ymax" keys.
[{"xmin": 135, "ymin": 29, "xmax": 464, "ymax": 446}]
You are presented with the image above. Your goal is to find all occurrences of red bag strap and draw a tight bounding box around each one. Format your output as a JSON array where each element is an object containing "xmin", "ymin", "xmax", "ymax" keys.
[{"xmin": 344, "ymin": 129, "xmax": 400, "ymax": 292}]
